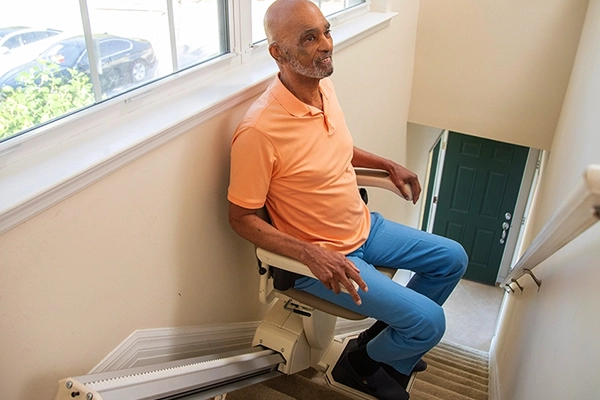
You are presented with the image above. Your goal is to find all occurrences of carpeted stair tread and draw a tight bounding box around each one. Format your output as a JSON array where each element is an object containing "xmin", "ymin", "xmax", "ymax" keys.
[
  {"xmin": 408, "ymin": 390, "xmax": 446, "ymax": 400},
  {"xmin": 224, "ymin": 382, "xmax": 297, "ymax": 400},
  {"xmin": 423, "ymin": 354, "xmax": 489, "ymax": 380},
  {"xmin": 429, "ymin": 346, "xmax": 489, "ymax": 368},
  {"xmin": 415, "ymin": 370, "xmax": 488, "ymax": 400},
  {"xmin": 421, "ymin": 360, "xmax": 488, "ymax": 387},
  {"xmin": 424, "ymin": 352, "xmax": 488, "ymax": 375},
  {"xmin": 418, "ymin": 364, "xmax": 488, "ymax": 393},
  {"xmin": 412, "ymin": 378, "xmax": 486, "ymax": 400},
  {"xmin": 262, "ymin": 371, "xmax": 354, "ymax": 399},
  {"xmin": 436, "ymin": 341, "xmax": 489, "ymax": 361}
]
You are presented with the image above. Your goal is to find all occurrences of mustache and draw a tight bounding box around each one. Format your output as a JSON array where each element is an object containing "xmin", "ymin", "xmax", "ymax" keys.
[{"xmin": 315, "ymin": 52, "xmax": 333, "ymax": 63}]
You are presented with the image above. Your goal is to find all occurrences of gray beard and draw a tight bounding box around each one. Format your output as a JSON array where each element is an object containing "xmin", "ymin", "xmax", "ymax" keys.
[{"xmin": 285, "ymin": 51, "xmax": 333, "ymax": 79}]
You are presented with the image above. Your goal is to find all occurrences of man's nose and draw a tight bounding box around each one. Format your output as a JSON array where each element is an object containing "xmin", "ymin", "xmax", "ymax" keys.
[{"xmin": 319, "ymin": 34, "xmax": 333, "ymax": 52}]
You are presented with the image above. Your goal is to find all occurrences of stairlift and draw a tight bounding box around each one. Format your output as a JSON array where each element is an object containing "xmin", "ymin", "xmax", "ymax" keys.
[
  {"xmin": 53, "ymin": 168, "xmax": 414, "ymax": 400},
  {"xmin": 250, "ymin": 168, "xmax": 416, "ymax": 399}
]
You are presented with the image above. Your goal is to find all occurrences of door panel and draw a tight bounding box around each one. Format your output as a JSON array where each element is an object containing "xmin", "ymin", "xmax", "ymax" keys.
[{"xmin": 433, "ymin": 132, "xmax": 529, "ymax": 285}]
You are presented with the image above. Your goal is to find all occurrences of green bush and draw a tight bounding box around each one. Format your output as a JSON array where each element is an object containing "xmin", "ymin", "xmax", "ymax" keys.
[{"xmin": 0, "ymin": 60, "xmax": 94, "ymax": 140}]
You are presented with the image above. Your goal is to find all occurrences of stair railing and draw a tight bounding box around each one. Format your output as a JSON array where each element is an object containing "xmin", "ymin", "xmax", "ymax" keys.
[{"xmin": 501, "ymin": 165, "xmax": 600, "ymax": 293}]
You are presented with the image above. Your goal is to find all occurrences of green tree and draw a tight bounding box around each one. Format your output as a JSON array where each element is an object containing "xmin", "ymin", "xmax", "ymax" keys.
[{"xmin": 0, "ymin": 61, "xmax": 94, "ymax": 140}]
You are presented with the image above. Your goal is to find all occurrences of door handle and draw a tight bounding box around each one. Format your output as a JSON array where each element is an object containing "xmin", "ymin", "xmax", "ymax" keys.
[{"xmin": 500, "ymin": 222, "xmax": 510, "ymax": 244}]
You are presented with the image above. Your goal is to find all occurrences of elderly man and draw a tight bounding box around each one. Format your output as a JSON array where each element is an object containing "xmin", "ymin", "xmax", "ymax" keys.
[{"xmin": 228, "ymin": 1, "xmax": 467, "ymax": 399}]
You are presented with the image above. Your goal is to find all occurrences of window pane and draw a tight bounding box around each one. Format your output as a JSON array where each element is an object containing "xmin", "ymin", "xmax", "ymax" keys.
[
  {"xmin": 0, "ymin": 0, "xmax": 89, "ymax": 142},
  {"xmin": 86, "ymin": 0, "xmax": 167, "ymax": 97},
  {"xmin": 175, "ymin": 0, "xmax": 229, "ymax": 70},
  {"xmin": 0, "ymin": 0, "xmax": 228, "ymax": 143},
  {"xmin": 251, "ymin": 0, "xmax": 366, "ymax": 44}
]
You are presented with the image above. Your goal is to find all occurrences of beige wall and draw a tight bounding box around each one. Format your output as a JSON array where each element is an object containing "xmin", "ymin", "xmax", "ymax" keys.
[
  {"xmin": 0, "ymin": 5, "xmax": 420, "ymax": 399},
  {"xmin": 409, "ymin": 0, "xmax": 588, "ymax": 150},
  {"xmin": 491, "ymin": 1, "xmax": 600, "ymax": 398},
  {"xmin": 334, "ymin": 1, "xmax": 421, "ymax": 223}
]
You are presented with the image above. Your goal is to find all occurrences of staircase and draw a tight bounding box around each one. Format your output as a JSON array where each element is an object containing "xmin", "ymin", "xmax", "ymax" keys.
[{"xmin": 225, "ymin": 340, "xmax": 489, "ymax": 399}]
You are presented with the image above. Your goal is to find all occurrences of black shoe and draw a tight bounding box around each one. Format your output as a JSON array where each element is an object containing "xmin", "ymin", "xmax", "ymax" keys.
[
  {"xmin": 412, "ymin": 359, "xmax": 428, "ymax": 373},
  {"xmin": 356, "ymin": 331, "xmax": 428, "ymax": 374},
  {"xmin": 381, "ymin": 363, "xmax": 412, "ymax": 389},
  {"xmin": 331, "ymin": 352, "xmax": 410, "ymax": 400}
]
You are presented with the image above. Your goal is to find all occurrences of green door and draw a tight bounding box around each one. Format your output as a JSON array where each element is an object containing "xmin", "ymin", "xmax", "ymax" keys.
[{"xmin": 432, "ymin": 132, "xmax": 529, "ymax": 285}]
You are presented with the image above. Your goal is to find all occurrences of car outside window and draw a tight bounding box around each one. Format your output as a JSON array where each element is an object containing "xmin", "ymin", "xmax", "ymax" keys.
[{"xmin": 99, "ymin": 39, "xmax": 132, "ymax": 58}]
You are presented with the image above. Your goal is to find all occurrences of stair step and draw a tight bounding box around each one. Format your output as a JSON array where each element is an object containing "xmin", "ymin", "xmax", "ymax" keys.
[
  {"xmin": 412, "ymin": 378, "xmax": 487, "ymax": 400},
  {"xmin": 224, "ymin": 382, "xmax": 296, "ymax": 400},
  {"xmin": 428, "ymin": 347, "xmax": 489, "ymax": 368},
  {"xmin": 262, "ymin": 370, "xmax": 354, "ymax": 400},
  {"xmin": 423, "ymin": 354, "xmax": 489, "ymax": 379},
  {"xmin": 422, "ymin": 357, "xmax": 489, "ymax": 386},
  {"xmin": 419, "ymin": 364, "xmax": 488, "ymax": 393},
  {"xmin": 416, "ymin": 370, "xmax": 488, "ymax": 400},
  {"xmin": 436, "ymin": 341, "xmax": 489, "ymax": 362},
  {"xmin": 424, "ymin": 352, "xmax": 488, "ymax": 375}
]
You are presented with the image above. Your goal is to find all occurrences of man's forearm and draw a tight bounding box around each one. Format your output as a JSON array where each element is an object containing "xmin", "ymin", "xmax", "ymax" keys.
[
  {"xmin": 351, "ymin": 146, "xmax": 394, "ymax": 171},
  {"xmin": 228, "ymin": 204, "xmax": 314, "ymax": 265}
]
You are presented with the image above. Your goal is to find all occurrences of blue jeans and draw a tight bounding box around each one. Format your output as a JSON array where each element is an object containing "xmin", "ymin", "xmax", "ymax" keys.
[{"xmin": 294, "ymin": 212, "xmax": 468, "ymax": 374}]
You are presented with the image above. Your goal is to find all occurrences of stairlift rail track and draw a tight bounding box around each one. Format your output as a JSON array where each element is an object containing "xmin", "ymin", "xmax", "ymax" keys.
[
  {"xmin": 54, "ymin": 347, "xmax": 284, "ymax": 400},
  {"xmin": 501, "ymin": 165, "xmax": 600, "ymax": 292}
]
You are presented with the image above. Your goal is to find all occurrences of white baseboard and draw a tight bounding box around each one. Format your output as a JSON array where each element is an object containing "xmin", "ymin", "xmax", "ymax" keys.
[
  {"xmin": 488, "ymin": 336, "xmax": 501, "ymax": 400},
  {"xmin": 89, "ymin": 322, "xmax": 260, "ymax": 373}
]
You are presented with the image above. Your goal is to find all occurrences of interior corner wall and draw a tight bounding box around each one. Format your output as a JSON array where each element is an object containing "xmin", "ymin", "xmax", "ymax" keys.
[
  {"xmin": 408, "ymin": 0, "xmax": 589, "ymax": 151},
  {"xmin": 0, "ymin": 5, "xmax": 421, "ymax": 400},
  {"xmin": 405, "ymin": 123, "xmax": 444, "ymax": 228},
  {"xmin": 491, "ymin": 1, "xmax": 600, "ymax": 399}
]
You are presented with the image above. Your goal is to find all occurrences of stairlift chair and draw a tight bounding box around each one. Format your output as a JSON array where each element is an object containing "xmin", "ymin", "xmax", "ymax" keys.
[{"xmin": 249, "ymin": 168, "xmax": 416, "ymax": 400}]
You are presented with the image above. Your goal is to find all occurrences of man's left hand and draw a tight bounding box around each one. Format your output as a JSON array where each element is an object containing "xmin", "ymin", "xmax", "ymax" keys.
[{"xmin": 389, "ymin": 164, "xmax": 421, "ymax": 204}]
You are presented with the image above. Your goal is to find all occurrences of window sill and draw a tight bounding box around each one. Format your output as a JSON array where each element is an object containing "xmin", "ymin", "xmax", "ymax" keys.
[{"xmin": 0, "ymin": 11, "xmax": 397, "ymax": 235}]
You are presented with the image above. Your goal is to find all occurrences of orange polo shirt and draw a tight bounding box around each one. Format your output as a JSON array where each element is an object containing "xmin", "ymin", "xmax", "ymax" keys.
[{"xmin": 228, "ymin": 76, "xmax": 370, "ymax": 254}]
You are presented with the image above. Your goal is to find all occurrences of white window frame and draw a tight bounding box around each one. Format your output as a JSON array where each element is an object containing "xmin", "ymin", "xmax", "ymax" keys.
[{"xmin": 0, "ymin": 0, "xmax": 396, "ymax": 235}]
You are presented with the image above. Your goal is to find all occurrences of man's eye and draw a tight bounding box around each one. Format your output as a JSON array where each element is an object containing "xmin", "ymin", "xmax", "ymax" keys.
[{"xmin": 324, "ymin": 30, "xmax": 331, "ymax": 37}]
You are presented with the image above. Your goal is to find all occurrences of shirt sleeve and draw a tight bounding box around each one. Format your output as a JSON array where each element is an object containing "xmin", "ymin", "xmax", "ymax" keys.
[{"xmin": 227, "ymin": 126, "xmax": 276, "ymax": 209}]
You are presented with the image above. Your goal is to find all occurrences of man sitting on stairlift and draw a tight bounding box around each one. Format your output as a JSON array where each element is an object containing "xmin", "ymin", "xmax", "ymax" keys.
[{"xmin": 227, "ymin": 1, "xmax": 468, "ymax": 399}]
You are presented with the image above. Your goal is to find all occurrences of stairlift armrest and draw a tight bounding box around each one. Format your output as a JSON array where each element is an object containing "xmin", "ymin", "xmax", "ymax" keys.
[
  {"xmin": 255, "ymin": 247, "xmax": 358, "ymax": 294},
  {"xmin": 355, "ymin": 168, "xmax": 412, "ymax": 201}
]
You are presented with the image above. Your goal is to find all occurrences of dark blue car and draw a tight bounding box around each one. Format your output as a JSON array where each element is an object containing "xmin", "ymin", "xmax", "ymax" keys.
[{"xmin": 0, "ymin": 34, "xmax": 158, "ymax": 93}]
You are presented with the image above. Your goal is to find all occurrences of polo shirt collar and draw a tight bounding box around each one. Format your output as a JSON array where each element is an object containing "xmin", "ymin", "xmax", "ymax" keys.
[{"xmin": 271, "ymin": 75, "xmax": 328, "ymax": 118}]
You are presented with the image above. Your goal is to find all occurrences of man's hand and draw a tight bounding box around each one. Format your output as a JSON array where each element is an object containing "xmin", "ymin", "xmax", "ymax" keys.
[
  {"xmin": 352, "ymin": 146, "xmax": 422, "ymax": 204},
  {"xmin": 388, "ymin": 163, "xmax": 422, "ymax": 204},
  {"xmin": 300, "ymin": 244, "xmax": 368, "ymax": 306}
]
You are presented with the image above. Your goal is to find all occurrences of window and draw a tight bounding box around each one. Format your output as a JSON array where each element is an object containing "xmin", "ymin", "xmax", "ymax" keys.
[
  {"xmin": 0, "ymin": 0, "xmax": 229, "ymax": 142},
  {"xmin": 0, "ymin": 0, "xmax": 365, "ymax": 144}
]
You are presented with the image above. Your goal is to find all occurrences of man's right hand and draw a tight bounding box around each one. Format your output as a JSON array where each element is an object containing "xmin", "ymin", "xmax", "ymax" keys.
[{"xmin": 299, "ymin": 244, "xmax": 368, "ymax": 306}]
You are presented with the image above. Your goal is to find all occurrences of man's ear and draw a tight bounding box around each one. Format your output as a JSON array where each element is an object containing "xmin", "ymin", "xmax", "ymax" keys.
[{"xmin": 268, "ymin": 43, "xmax": 285, "ymax": 64}]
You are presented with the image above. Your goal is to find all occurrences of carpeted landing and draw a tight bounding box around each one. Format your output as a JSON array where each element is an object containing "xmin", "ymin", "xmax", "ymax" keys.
[{"xmin": 224, "ymin": 340, "xmax": 489, "ymax": 400}]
